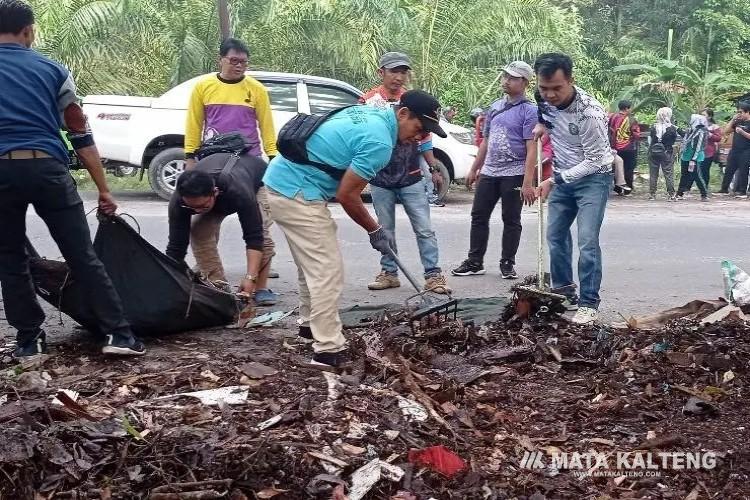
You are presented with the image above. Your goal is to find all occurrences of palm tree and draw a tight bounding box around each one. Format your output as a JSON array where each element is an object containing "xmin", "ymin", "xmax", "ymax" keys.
[
  {"xmin": 614, "ymin": 58, "xmax": 747, "ymax": 120},
  {"xmin": 240, "ymin": 0, "xmax": 584, "ymax": 109},
  {"xmin": 30, "ymin": 0, "xmax": 221, "ymax": 95},
  {"xmin": 416, "ymin": 0, "xmax": 583, "ymax": 109},
  {"xmin": 29, "ymin": 0, "xmax": 586, "ymax": 110}
]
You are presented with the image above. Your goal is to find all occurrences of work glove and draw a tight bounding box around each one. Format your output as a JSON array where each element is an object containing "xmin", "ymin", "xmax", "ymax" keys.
[{"xmin": 369, "ymin": 226, "xmax": 395, "ymax": 255}]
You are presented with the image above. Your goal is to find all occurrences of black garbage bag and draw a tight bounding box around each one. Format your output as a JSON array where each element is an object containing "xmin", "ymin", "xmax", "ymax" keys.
[{"xmin": 28, "ymin": 215, "xmax": 238, "ymax": 336}]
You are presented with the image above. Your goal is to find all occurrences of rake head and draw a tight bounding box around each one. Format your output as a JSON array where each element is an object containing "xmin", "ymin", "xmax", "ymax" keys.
[
  {"xmin": 405, "ymin": 290, "xmax": 459, "ymax": 334},
  {"xmin": 509, "ymin": 274, "xmax": 567, "ymax": 320}
]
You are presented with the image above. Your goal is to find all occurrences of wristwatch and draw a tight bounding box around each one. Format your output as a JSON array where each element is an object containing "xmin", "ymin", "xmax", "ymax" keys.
[
  {"xmin": 244, "ymin": 274, "xmax": 257, "ymax": 282},
  {"xmin": 428, "ymin": 164, "xmax": 438, "ymax": 173}
]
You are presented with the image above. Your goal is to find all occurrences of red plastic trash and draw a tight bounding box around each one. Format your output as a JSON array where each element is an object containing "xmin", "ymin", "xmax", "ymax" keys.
[{"xmin": 407, "ymin": 445, "xmax": 467, "ymax": 478}]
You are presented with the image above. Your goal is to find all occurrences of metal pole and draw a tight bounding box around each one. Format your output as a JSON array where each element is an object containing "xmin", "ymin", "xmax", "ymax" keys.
[{"xmin": 537, "ymin": 140, "xmax": 544, "ymax": 290}]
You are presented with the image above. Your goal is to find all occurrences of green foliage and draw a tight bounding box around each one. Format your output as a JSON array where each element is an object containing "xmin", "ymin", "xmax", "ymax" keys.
[
  {"xmin": 614, "ymin": 58, "xmax": 747, "ymax": 122},
  {"xmin": 26, "ymin": 0, "xmax": 749, "ymax": 122}
]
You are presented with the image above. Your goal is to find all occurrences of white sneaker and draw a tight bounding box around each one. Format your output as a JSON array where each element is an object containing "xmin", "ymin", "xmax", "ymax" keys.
[{"xmin": 571, "ymin": 307, "xmax": 598, "ymax": 325}]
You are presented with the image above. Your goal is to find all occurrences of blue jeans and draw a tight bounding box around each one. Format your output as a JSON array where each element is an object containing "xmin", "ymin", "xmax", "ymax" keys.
[
  {"xmin": 371, "ymin": 182, "xmax": 441, "ymax": 277},
  {"xmin": 420, "ymin": 157, "xmax": 438, "ymax": 203},
  {"xmin": 547, "ymin": 173, "xmax": 612, "ymax": 309}
]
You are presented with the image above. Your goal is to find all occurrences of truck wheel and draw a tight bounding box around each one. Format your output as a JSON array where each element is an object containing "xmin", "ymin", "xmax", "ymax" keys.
[
  {"xmin": 432, "ymin": 160, "xmax": 451, "ymax": 203},
  {"xmin": 117, "ymin": 165, "xmax": 138, "ymax": 177},
  {"xmin": 148, "ymin": 147, "xmax": 185, "ymax": 200}
]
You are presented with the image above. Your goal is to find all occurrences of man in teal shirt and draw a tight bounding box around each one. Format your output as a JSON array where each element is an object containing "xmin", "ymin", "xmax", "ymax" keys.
[{"xmin": 263, "ymin": 90, "xmax": 446, "ymax": 367}]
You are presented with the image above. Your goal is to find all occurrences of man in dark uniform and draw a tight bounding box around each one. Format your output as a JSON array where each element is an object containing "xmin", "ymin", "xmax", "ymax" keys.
[
  {"xmin": 0, "ymin": 0, "xmax": 145, "ymax": 357},
  {"xmin": 166, "ymin": 153, "xmax": 267, "ymax": 296}
]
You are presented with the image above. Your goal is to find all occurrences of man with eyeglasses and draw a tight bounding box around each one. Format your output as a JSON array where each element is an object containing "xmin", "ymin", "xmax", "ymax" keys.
[
  {"xmin": 182, "ymin": 38, "xmax": 278, "ymax": 304},
  {"xmin": 165, "ymin": 153, "xmax": 267, "ymax": 298}
]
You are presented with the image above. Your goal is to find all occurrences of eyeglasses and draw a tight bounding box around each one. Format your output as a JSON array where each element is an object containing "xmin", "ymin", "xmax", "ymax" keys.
[
  {"xmin": 181, "ymin": 193, "xmax": 216, "ymax": 213},
  {"xmin": 223, "ymin": 57, "xmax": 248, "ymax": 67}
]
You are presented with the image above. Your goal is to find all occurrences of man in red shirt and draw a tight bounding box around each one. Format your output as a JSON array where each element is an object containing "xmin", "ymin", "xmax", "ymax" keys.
[
  {"xmin": 608, "ymin": 100, "xmax": 640, "ymax": 191},
  {"xmin": 359, "ymin": 52, "xmax": 450, "ymax": 294},
  {"xmin": 470, "ymin": 108, "xmax": 486, "ymax": 146}
]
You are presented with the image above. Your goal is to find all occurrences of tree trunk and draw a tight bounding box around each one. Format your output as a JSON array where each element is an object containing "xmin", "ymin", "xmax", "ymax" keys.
[
  {"xmin": 614, "ymin": 4, "xmax": 622, "ymax": 39},
  {"xmin": 218, "ymin": 0, "xmax": 231, "ymax": 41}
]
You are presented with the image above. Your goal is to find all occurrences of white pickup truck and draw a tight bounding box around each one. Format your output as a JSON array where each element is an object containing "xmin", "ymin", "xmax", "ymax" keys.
[{"xmin": 82, "ymin": 71, "xmax": 478, "ymax": 200}]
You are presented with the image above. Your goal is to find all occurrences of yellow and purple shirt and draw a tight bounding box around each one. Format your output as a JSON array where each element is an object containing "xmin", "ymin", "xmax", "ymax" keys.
[{"xmin": 185, "ymin": 74, "xmax": 278, "ymax": 158}]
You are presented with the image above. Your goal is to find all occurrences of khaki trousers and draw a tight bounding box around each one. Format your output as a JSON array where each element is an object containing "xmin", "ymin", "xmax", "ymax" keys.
[
  {"xmin": 190, "ymin": 186, "xmax": 276, "ymax": 282},
  {"xmin": 256, "ymin": 186, "xmax": 277, "ymax": 269},
  {"xmin": 266, "ymin": 189, "xmax": 346, "ymax": 353},
  {"xmin": 613, "ymin": 154, "xmax": 626, "ymax": 186}
]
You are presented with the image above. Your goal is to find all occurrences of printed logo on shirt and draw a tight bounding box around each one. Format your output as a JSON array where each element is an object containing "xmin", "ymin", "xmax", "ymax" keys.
[
  {"xmin": 360, "ymin": 86, "xmax": 402, "ymax": 110},
  {"xmin": 349, "ymin": 107, "xmax": 368, "ymax": 124},
  {"xmin": 568, "ymin": 123, "xmax": 580, "ymax": 135},
  {"xmin": 203, "ymin": 127, "xmax": 220, "ymax": 141}
]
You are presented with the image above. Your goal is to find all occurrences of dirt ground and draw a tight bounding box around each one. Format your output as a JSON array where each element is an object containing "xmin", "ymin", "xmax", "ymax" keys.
[{"xmin": 2, "ymin": 304, "xmax": 749, "ymax": 500}]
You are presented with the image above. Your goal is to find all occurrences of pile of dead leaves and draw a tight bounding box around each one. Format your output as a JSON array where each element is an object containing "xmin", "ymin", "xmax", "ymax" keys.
[{"xmin": 1, "ymin": 314, "xmax": 749, "ymax": 499}]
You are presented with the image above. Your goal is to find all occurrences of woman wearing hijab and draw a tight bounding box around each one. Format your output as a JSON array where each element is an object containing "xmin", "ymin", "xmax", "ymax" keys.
[
  {"xmin": 647, "ymin": 107, "xmax": 679, "ymax": 200},
  {"xmin": 682, "ymin": 108, "xmax": 723, "ymax": 194},
  {"xmin": 676, "ymin": 114, "xmax": 710, "ymax": 201}
]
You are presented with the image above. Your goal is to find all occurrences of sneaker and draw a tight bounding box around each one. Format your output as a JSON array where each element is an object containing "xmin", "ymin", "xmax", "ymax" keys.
[
  {"xmin": 12, "ymin": 331, "xmax": 47, "ymax": 358},
  {"xmin": 571, "ymin": 307, "xmax": 598, "ymax": 325},
  {"xmin": 499, "ymin": 260, "xmax": 518, "ymax": 279},
  {"xmin": 368, "ymin": 272, "xmax": 401, "ymax": 290},
  {"xmin": 648, "ymin": 194, "xmax": 656, "ymax": 201},
  {"xmin": 268, "ymin": 269, "xmax": 280, "ymax": 279},
  {"xmin": 667, "ymin": 195, "xmax": 677, "ymax": 202},
  {"xmin": 675, "ymin": 194, "xmax": 684, "ymax": 201},
  {"xmin": 613, "ymin": 185, "xmax": 624, "ymax": 195},
  {"xmin": 311, "ymin": 350, "xmax": 348, "ymax": 368},
  {"xmin": 551, "ymin": 286, "xmax": 578, "ymax": 310},
  {"xmin": 429, "ymin": 200, "xmax": 446, "ymax": 207},
  {"xmin": 735, "ymin": 194, "xmax": 748, "ymax": 199},
  {"xmin": 102, "ymin": 334, "xmax": 146, "ymax": 356},
  {"xmin": 622, "ymin": 186, "xmax": 632, "ymax": 195},
  {"xmin": 424, "ymin": 273, "xmax": 452, "ymax": 294},
  {"xmin": 561, "ymin": 295, "xmax": 579, "ymax": 311},
  {"xmin": 701, "ymin": 196, "xmax": 709, "ymax": 202},
  {"xmin": 451, "ymin": 259, "xmax": 486, "ymax": 276},
  {"xmin": 299, "ymin": 325, "xmax": 313, "ymax": 340},
  {"xmin": 254, "ymin": 288, "xmax": 278, "ymax": 306}
]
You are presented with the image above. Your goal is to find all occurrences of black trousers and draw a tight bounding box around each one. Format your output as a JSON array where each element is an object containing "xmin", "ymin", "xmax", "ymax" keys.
[
  {"xmin": 677, "ymin": 160, "xmax": 708, "ymax": 197},
  {"xmin": 721, "ymin": 148, "xmax": 750, "ymax": 195},
  {"xmin": 0, "ymin": 158, "xmax": 132, "ymax": 343},
  {"xmin": 618, "ymin": 149, "xmax": 638, "ymax": 189},
  {"xmin": 682, "ymin": 157, "xmax": 713, "ymax": 193},
  {"xmin": 467, "ymin": 174, "xmax": 524, "ymax": 265}
]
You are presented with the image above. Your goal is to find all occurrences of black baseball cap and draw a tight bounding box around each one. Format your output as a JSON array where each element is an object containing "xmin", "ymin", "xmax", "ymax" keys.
[{"xmin": 400, "ymin": 90, "xmax": 447, "ymax": 138}]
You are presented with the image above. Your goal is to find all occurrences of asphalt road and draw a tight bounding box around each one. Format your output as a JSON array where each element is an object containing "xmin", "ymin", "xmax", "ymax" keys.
[{"xmin": 3, "ymin": 188, "xmax": 750, "ymax": 339}]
